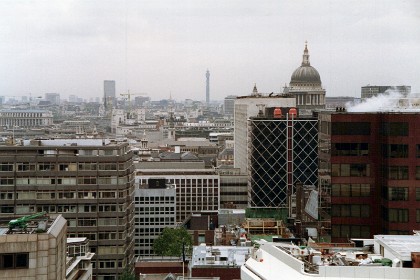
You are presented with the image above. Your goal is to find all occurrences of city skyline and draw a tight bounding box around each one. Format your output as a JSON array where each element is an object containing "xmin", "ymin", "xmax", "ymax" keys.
[{"xmin": 0, "ymin": 0, "xmax": 419, "ymax": 101}]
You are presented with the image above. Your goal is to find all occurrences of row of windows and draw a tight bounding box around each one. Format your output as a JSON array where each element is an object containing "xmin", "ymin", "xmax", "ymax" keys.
[
  {"xmin": 386, "ymin": 166, "xmax": 420, "ymax": 180},
  {"xmin": 331, "ymin": 205, "xmax": 370, "ymax": 218},
  {"xmin": 136, "ymin": 238, "xmax": 156, "ymax": 245},
  {"xmin": 98, "ymin": 260, "xmax": 123, "ymax": 269},
  {"xmin": 135, "ymin": 196, "xmax": 175, "ymax": 202},
  {"xmin": 332, "ymin": 165, "xmax": 420, "ymax": 179},
  {"xmin": 332, "ymin": 225, "xmax": 370, "ymax": 238},
  {"xmin": 136, "ymin": 217, "xmax": 175, "ymax": 224},
  {"xmin": 2, "ymin": 177, "xmax": 130, "ymax": 186},
  {"xmin": 0, "ymin": 204, "xmax": 126, "ymax": 214},
  {"xmin": 332, "ymin": 143, "xmax": 369, "ymax": 156},
  {"xmin": 139, "ymin": 178, "xmax": 219, "ymax": 185},
  {"xmin": 332, "ymin": 143, "xmax": 420, "ymax": 158},
  {"xmin": 331, "ymin": 122, "xmax": 409, "ymax": 136},
  {"xmin": 331, "ymin": 184, "xmax": 370, "ymax": 197},
  {"xmin": 331, "ymin": 164, "xmax": 370, "ymax": 177},
  {"xmin": 67, "ymin": 232, "xmax": 125, "ymax": 241},
  {"xmin": 0, "ymin": 191, "xmax": 125, "ymax": 200},
  {"xmin": 136, "ymin": 207, "xmax": 175, "ymax": 213},
  {"xmin": 0, "ymin": 162, "xmax": 130, "ymax": 172},
  {"xmin": 68, "ymin": 218, "xmax": 126, "ymax": 227}
]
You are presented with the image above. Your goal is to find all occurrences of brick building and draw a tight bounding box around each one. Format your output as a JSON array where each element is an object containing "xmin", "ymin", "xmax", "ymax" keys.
[{"xmin": 319, "ymin": 111, "xmax": 420, "ymax": 242}]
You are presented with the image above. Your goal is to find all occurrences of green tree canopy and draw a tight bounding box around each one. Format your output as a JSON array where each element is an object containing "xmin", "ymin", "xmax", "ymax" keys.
[{"xmin": 153, "ymin": 227, "xmax": 193, "ymax": 257}]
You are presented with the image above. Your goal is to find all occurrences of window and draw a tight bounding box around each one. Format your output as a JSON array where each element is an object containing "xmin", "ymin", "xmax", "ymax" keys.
[
  {"xmin": 381, "ymin": 122, "xmax": 408, "ymax": 136},
  {"xmin": 0, "ymin": 253, "xmax": 29, "ymax": 269},
  {"xmin": 332, "ymin": 205, "xmax": 370, "ymax": 218},
  {"xmin": 332, "ymin": 143, "xmax": 369, "ymax": 156},
  {"xmin": 77, "ymin": 177, "xmax": 97, "ymax": 184},
  {"xmin": 0, "ymin": 206, "xmax": 14, "ymax": 213},
  {"xmin": 416, "ymin": 188, "xmax": 420, "ymax": 201},
  {"xmin": 332, "ymin": 122, "xmax": 370, "ymax": 135},
  {"xmin": 387, "ymin": 208, "xmax": 409, "ymax": 223},
  {"xmin": 331, "ymin": 225, "xmax": 370, "ymax": 238},
  {"xmin": 387, "ymin": 166, "xmax": 409, "ymax": 180},
  {"xmin": 383, "ymin": 144, "xmax": 409, "ymax": 158},
  {"xmin": 17, "ymin": 163, "xmax": 36, "ymax": 171},
  {"xmin": 417, "ymin": 145, "xmax": 420, "ymax": 158},
  {"xmin": 0, "ymin": 178, "xmax": 14, "ymax": 185},
  {"xmin": 417, "ymin": 167, "xmax": 420, "ymax": 180},
  {"xmin": 0, "ymin": 163, "xmax": 14, "ymax": 172},
  {"xmin": 417, "ymin": 209, "xmax": 420, "ymax": 223},
  {"xmin": 38, "ymin": 163, "xmax": 55, "ymax": 171},
  {"xmin": 331, "ymin": 164, "xmax": 370, "ymax": 177},
  {"xmin": 386, "ymin": 187, "xmax": 408, "ymax": 201},
  {"xmin": 0, "ymin": 192, "xmax": 14, "ymax": 200}
]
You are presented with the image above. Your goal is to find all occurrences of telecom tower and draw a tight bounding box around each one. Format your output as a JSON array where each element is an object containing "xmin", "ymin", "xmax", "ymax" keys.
[{"xmin": 206, "ymin": 69, "xmax": 210, "ymax": 105}]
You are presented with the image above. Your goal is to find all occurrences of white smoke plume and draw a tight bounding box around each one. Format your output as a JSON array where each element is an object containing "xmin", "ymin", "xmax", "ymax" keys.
[{"xmin": 346, "ymin": 88, "xmax": 420, "ymax": 112}]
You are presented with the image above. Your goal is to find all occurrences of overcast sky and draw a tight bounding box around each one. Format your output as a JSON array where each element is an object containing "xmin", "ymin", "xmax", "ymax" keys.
[{"xmin": 0, "ymin": 0, "xmax": 419, "ymax": 101}]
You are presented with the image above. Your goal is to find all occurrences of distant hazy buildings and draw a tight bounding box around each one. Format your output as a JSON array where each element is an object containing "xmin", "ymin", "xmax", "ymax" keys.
[
  {"xmin": 361, "ymin": 85, "xmax": 411, "ymax": 99},
  {"xmin": 224, "ymin": 95, "xmax": 237, "ymax": 116},
  {"xmin": 45, "ymin": 93, "xmax": 60, "ymax": 105},
  {"xmin": 325, "ymin": 96, "xmax": 360, "ymax": 109},
  {"xmin": 104, "ymin": 80, "xmax": 116, "ymax": 109}
]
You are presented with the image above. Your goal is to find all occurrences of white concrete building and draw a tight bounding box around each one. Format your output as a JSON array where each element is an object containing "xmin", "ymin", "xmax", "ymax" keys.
[
  {"xmin": 0, "ymin": 109, "xmax": 53, "ymax": 128},
  {"xmin": 241, "ymin": 236, "xmax": 420, "ymax": 280},
  {"xmin": 134, "ymin": 183, "xmax": 177, "ymax": 257},
  {"xmin": 135, "ymin": 161, "xmax": 220, "ymax": 223},
  {"xmin": 234, "ymin": 88, "xmax": 295, "ymax": 174},
  {"xmin": 0, "ymin": 214, "xmax": 67, "ymax": 280}
]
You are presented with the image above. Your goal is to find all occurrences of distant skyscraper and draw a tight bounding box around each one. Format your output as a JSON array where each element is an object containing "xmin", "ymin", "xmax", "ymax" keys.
[
  {"xmin": 45, "ymin": 93, "xmax": 60, "ymax": 105},
  {"xmin": 206, "ymin": 70, "xmax": 210, "ymax": 105},
  {"xmin": 104, "ymin": 80, "xmax": 116, "ymax": 109},
  {"xmin": 224, "ymin": 95, "xmax": 237, "ymax": 116}
]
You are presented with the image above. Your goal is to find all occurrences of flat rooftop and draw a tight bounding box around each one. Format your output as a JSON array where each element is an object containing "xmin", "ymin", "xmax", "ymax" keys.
[{"xmin": 375, "ymin": 235, "xmax": 420, "ymax": 261}]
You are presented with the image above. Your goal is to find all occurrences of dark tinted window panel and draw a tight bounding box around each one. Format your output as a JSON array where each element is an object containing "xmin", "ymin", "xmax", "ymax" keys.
[
  {"xmin": 381, "ymin": 122, "xmax": 408, "ymax": 136},
  {"xmin": 332, "ymin": 122, "xmax": 370, "ymax": 135}
]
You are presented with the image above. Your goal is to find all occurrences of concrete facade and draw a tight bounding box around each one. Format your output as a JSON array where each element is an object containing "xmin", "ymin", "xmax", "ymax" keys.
[
  {"xmin": 135, "ymin": 161, "xmax": 220, "ymax": 223},
  {"xmin": 0, "ymin": 215, "xmax": 67, "ymax": 280},
  {"xmin": 234, "ymin": 94, "xmax": 295, "ymax": 175},
  {"xmin": 0, "ymin": 139, "xmax": 135, "ymax": 280},
  {"xmin": 0, "ymin": 109, "xmax": 53, "ymax": 128},
  {"xmin": 134, "ymin": 184, "xmax": 177, "ymax": 257}
]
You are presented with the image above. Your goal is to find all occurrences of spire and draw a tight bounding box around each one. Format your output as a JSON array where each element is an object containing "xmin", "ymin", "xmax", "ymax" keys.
[
  {"xmin": 302, "ymin": 41, "xmax": 310, "ymax": 66},
  {"xmin": 252, "ymin": 83, "xmax": 259, "ymax": 96}
]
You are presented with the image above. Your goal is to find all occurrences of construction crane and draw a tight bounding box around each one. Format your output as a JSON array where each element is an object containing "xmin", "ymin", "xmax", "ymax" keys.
[
  {"xmin": 120, "ymin": 91, "xmax": 147, "ymax": 119},
  {"xmin": 8, "ymin": 211, "xmax": 47, "ymax": 231}
]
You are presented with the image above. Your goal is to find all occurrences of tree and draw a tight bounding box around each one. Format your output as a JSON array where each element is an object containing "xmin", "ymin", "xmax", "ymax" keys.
[
  {"xmin": 118, "ymin": 267, "xmax": 135, "ymax": 280},
  {"xmin": 153, "ymin": 227, "xmax": 193, "ymax": 257}
]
